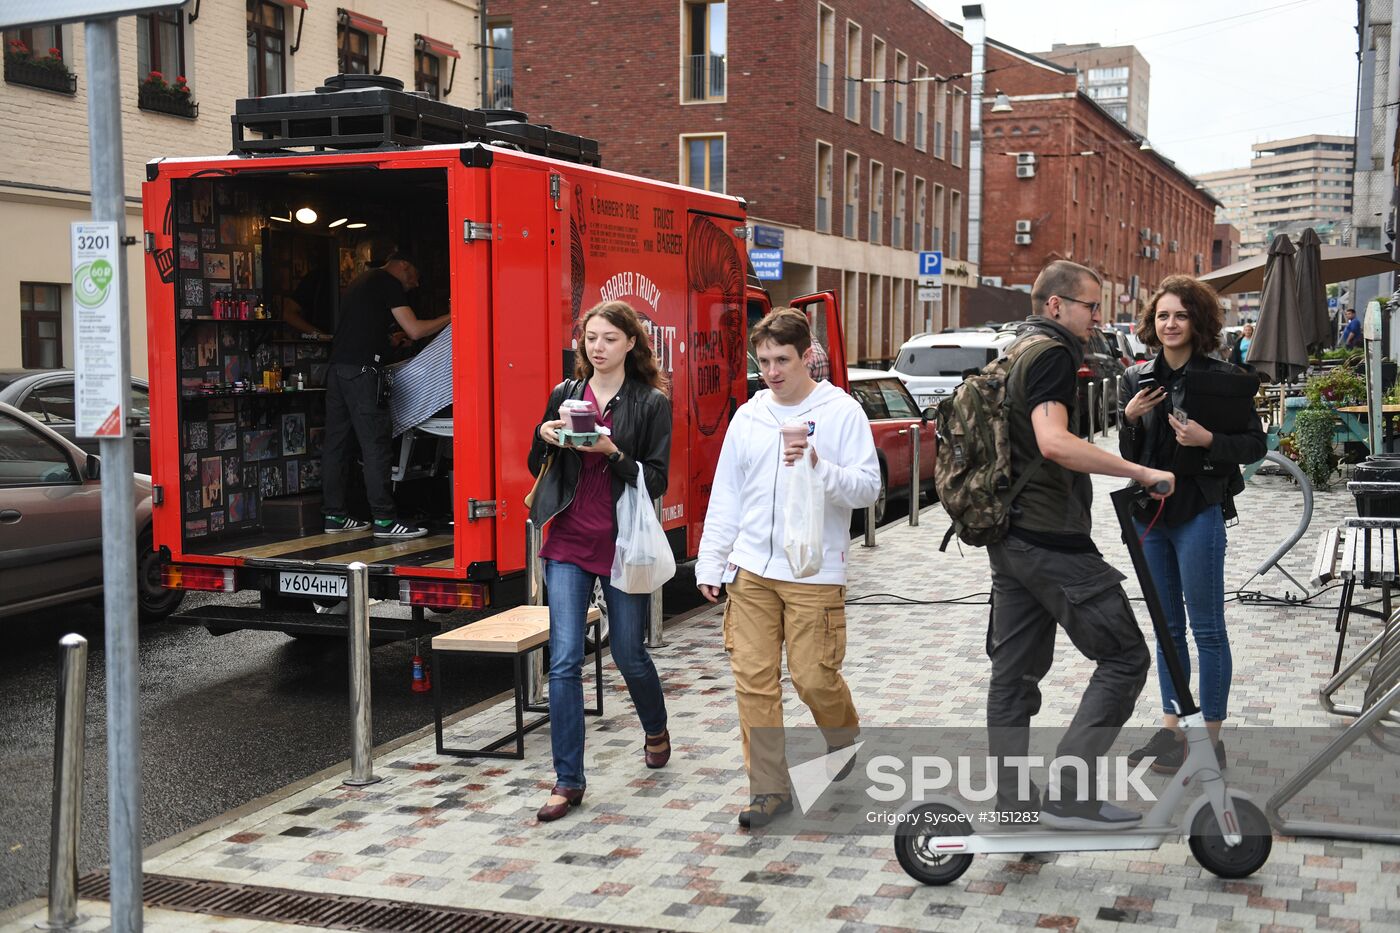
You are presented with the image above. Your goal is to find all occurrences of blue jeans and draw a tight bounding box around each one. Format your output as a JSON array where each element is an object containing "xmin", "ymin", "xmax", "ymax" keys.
[
  {"xmin": 1134, "ymin": 505, "xmax": 1232, "ymax": 722},
  {"xmin": 544, "ymin": 559, "xmax": 668, "ymax": 790}
]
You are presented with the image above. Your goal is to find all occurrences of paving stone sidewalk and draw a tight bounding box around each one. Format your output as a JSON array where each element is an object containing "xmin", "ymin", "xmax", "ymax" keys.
[{"xmin": 8, "ymin": 444, "xmax": 1400, "ymax": 932}]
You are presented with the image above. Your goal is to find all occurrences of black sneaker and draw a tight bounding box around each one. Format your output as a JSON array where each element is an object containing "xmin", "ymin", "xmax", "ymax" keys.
[
  {"xmin": 1127, "ymin": 727, "xmax": 1179, "ymax": 766},
  {"xmin": 1039, "ymin": 799, "xmax": 1142, "ymax": 830},
  {"xmin": 828, "ymin": 743, "xmax": 858, "ymax": 782},
  {"xmin": 324, "ymin": 515, "xmax": 369, "ymax": 534},
  {"xmin": 1150, "ymin": 736, "xmax": 1228, "ymax": 775},
  {"xmin": 738, "ymin": 794, "xmax": 793, "ymax": 828},
  {"xmin": 373, "ymin": 519, "xmax": 429, "ymax": 539}
]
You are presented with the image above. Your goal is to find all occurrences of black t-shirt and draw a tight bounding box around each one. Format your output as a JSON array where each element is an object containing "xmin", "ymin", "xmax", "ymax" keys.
[
  {"xmin": 328, "ymin": 268, "xmax": 404, "ymax": 366},
  {"xmin": 1008, "ymin": 346, "xmax": 1098, "ymax": 553}
]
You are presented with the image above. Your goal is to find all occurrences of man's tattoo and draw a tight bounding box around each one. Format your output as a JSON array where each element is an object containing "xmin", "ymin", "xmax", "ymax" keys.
[{"xmin": 1040, "ymin": 402, "xmax": 1055, "ymax": 418}]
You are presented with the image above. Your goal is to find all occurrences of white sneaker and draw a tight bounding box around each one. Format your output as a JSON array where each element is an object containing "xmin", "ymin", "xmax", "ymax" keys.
[{"xmin": 373, "ymin": 519, "xmax": 429, "ymax": 539}]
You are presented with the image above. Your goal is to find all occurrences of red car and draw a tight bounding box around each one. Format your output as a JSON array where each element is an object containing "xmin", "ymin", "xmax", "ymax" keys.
[{"xmin": 848, "ymin": 368, "xmax": 937, "ymax": 523}]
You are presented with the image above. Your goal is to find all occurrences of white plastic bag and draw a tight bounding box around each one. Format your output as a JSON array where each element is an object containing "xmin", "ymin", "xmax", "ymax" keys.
[
  {"xmin": 783, "ymin": 451, "xmax": 825, "ymax": 578},
  {"xmin": 611, "ymin": 469, "xmax": 677, "ymax": 594}
]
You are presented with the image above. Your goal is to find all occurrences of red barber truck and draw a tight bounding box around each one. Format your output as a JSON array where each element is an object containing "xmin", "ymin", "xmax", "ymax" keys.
[{"xmin": 141, "ymin": 76, "xmax": 846, "ymax": 639}]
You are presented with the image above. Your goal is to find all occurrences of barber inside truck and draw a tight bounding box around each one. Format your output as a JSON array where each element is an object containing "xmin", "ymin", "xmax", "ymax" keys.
[{"xmin": 321, "ymin": 250, "xmax": 449, "ymax": 539}]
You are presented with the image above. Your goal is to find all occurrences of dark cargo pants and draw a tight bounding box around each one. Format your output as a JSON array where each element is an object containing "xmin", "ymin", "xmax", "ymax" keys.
[
  {"xmin": 321, "ymin": 363, "xmax": 397, "ymax": 521},
  {"xmin": 985, "ymin": 535, "xmax": 1150, "ymax": 810}
]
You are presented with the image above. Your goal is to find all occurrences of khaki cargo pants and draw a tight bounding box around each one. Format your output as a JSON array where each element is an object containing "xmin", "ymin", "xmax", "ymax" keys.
[{"xmin": 723, "ymin": 569, "xmax": 860, "ymax": 795}]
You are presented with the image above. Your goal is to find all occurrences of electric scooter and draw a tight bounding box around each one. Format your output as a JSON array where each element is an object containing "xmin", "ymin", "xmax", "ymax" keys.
[{"xmin": 894, "ymin": 483, "xmax": 1273, "ymax": 884}]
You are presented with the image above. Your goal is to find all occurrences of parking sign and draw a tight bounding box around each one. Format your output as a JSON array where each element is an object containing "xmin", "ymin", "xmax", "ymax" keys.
[{"xmin": 918, "ymin": 251, "xmax": 944, "ymax": 277}]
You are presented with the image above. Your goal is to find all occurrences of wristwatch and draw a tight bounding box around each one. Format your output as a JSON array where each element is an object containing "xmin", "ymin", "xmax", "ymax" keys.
[{"xmin": 607, "ymin": 451, "xmax": 624, "ymax": 464}]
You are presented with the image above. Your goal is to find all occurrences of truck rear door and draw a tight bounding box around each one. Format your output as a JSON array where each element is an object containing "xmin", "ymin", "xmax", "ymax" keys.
[{"xmin": 790, "ymin": 292, "xmax": 848, "ymax": 391}]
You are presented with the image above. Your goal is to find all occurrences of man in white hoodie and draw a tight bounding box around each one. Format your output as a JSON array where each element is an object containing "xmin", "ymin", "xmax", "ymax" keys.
[{"xmin": 697, "ymin": 307, "xmax": 881, "ymax": 828}]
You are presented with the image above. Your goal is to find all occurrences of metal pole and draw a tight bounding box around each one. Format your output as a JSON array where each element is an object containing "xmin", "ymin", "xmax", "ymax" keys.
[
  {"xmin": 1115, "ymin": 376, "xmax": 1124, "ymax": 431},
  {"xmin": 85, "ymin": 19, "xmax": 141, "ymax": 932},
  {"xmin": 1087, "ymin": 380, "xmax": 1098, "ymax": 439},
  {"xmin": 1101, "ymin": 379, "xmax": 1110, "ymax": 438},
  {"xmin": 863, "ymin": 504, "xmax": 878, "ymax": 547},
  {"xmin": 44, "ymin": 635, "xmax": 88, "ymax": 931},
  {"xmin": 647, "ymin": 499, "xmax": 665, "ymax": 648},
  {"xmin": 908, "ymin": 425, "xmax": 921, "ymax": 527},
  {"xmin": 525, "ymin": 519, "xmax": 546, "ymax": 704},
  {"xmin": 1365, "ymin": 299, "xmax": 1384, "ymax": 454},
  {"xmin": 344, "ymin": 562, "xmax": 380, "ymax": 787}
]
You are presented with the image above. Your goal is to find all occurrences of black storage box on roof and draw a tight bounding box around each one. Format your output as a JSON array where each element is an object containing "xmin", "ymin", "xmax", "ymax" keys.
[{"xmin": 232, "ymin": 74, "xmax": 601, "ymax": 166}]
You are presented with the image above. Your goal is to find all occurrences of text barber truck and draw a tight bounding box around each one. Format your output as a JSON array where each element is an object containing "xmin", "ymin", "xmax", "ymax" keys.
[{"xmin": 142, "ymin": 75, "xmax": 846, "ymax": 639}]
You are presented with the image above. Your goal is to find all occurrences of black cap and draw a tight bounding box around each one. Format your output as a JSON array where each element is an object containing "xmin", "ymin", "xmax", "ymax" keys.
[{"xmin": 385, "ymin": 249, "xmax": 417, "ymax": 270}]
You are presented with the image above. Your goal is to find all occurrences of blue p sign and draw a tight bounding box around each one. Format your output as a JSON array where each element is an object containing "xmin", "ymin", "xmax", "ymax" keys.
[{"xmin": 919, "ymin": 251, "xmax": 944, "ymax": 276}]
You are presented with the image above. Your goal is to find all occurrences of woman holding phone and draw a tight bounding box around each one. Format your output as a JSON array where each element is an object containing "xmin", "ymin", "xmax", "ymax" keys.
[
  {"xmin": 1117, "ymin": 276, "xmax": 1266, "ymax": 774},
  {"xmin": 526, "ymin": 300, "xmax": 673, "ymax": 822}
]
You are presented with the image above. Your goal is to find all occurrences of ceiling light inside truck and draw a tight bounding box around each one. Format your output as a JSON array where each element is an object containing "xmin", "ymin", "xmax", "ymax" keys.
[
  {"xmin": 346, "ymin": 222, "xmax": 367, "ymax": 229},
  {"xmin": 328, "ymin": 217, "xmax": 348, "ymax": 228},
  {"xmin": 295, "ymin": 207, "xmax": 318, "ymax": 224}
]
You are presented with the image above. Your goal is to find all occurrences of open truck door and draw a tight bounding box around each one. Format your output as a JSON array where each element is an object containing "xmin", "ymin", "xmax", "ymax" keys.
[{"xmin": 790, "ymin": 292, "xmax": 848, "ymax": 392}]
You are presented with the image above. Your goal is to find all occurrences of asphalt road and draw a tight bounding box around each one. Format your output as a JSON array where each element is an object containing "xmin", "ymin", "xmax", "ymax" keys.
[{"xmin": 0, "ymin": 499, "xmax": 919, "ymax": 912}]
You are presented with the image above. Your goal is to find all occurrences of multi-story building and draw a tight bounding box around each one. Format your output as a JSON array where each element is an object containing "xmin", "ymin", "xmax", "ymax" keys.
[
  {"xmin": 978, "ymin": 40, "xmax": 1216, "ymax": 323},
  {"xmin": 1035, "ymin": 42, "xmax": 1149, "ymax": 137},
  {"xmin": 1197, "ymin": 165, "xmax": 1252, "ymax": 252},
  {"xmin": 2, "ymin": 1, "xmax": 480, "ymax": 374},
  {"xmin": 485, "ymin": 0, "xmax": 973, "ymax": 366},
  {"xmin": 1212, "ymin": 223, "xmax": 1241, "ymax": 271}
]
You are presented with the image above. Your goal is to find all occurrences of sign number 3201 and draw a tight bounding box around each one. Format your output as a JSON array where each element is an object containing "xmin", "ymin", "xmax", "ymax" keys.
[{"xmin": 77, "ymin": 234, "xmax": 111, "ymax": 251}]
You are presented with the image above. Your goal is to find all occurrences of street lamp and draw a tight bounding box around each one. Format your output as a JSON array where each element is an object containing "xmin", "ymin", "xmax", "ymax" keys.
[{"xmin": 990, "ymin": 90, "xmax": 1012, "ymax": 113}]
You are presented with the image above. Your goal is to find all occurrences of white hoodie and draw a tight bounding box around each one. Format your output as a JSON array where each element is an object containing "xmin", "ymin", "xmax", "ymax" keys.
[{"xmin": 696, "ymin": 380, "xmax": 881, "ymax": 587}]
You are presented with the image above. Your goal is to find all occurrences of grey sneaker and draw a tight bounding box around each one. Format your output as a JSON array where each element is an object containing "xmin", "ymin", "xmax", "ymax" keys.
[
  {"xmin": 1039, "ymin": 799, "xmax": 1142, "ymax": 831},
  {"xmin": 324, "ymin": 515, "xmax": 369, "ymax": 534},
  {"xmin": 373, "ymin": 519, "xmax": 429, "ymax": 539}
]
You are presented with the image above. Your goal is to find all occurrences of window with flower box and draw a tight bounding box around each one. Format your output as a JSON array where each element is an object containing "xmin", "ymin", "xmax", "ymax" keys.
[
  {"xmin": 138, "ymin": 9, "xmax": 195, "ymax": 118},
  {"xmin": 3, "ymin": 25, "xmax": 76, "ymax": 94}
]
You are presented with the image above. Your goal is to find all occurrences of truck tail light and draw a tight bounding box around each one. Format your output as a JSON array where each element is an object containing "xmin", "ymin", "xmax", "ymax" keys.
[
  {"xmin": 161, "ymin": 564, "xmax": 236, "ymax": 592},
  {"xmin": 399, "ymin": 580, "xmax": 489, "ymax": 610},
  {"xmin": 1076, "ymin": 363, "xmax": 1094, "ymax": 378}
]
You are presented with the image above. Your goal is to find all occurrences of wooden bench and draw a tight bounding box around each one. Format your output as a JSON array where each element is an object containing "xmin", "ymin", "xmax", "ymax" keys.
[
  {"xmin": 431, "ymin": 605, "xmax": 603, "ymax": 760},
  {"xmin": 1310, "ymin": 518, "xmax": 1400, "ymax": 674}
]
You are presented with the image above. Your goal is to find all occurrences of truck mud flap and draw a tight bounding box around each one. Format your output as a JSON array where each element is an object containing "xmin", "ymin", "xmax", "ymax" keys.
[{"xmin": 170, "ymin": 604, "xmax": 441, "ymax": 642}]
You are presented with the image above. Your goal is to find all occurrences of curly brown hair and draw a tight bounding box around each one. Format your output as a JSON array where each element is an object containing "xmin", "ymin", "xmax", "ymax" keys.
[
  {"xmin": 574, "ymin": 300, "xmax": 669, "ymax": 393},
  {"xmin": 1138, "ymin": 275, "xmax": 1224, "ymax": 355}
]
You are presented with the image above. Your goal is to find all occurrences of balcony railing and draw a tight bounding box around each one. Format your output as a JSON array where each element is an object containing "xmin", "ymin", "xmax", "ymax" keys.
[
  {"xmin": 845, "ymin": 77, "xmax": 857, "ymax": 117},
  {"xmin": 817, "ymin": 62, "xmax": 830, "ymax": 109},
  {"xmin": 4, "ymin": 57, "xmax": 76, "ymax": 94},
  {"xmin": 139, "ymin": 87, "xmax": 198, "ymax": 118},
  {"xmin": 488, "ymin": 68, "xmax": 513, "ymax": 110},
  {"xmin": 685, "ymin": 53, "xmax": 726, "ymax": 101}
]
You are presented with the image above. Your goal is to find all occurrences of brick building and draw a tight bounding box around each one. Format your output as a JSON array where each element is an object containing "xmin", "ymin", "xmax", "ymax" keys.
[
  {"xmin": 485, "ymin": 0, "xmax": 973, "ymax": 365},
  {"xmin": 1, "ymin": 1, "xmax": 480, "ymax": 374},
  {"xmin": 978, "ymin": 40, "xmax": 1217, "ymax": 323}
]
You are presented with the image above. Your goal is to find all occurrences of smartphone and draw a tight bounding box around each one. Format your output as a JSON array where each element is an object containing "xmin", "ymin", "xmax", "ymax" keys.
[{"xmin": 1138, "ymin": 374, "xmax": 1157, "ymax": 393}]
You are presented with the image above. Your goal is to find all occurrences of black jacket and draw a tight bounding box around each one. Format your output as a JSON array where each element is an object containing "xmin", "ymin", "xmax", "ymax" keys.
[
  {"xmin": 1117, "ymin": 354, "xmax": 1266, "ymax": 514},
  {"xmin": 527, "ymin": 377, "xmax": 672, "ymax": 527}
]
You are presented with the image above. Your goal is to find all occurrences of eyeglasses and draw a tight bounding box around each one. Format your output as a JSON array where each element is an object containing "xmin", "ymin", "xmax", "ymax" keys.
[{"xmin": 1055, "ymin": 295, "xmax": 1101, "ymax": 315}]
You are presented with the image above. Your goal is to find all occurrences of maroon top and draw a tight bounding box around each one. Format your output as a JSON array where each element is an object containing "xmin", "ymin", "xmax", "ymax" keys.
[{"xmin": 540, "ymin": 385, "xmax": 617, "ymax": 576}]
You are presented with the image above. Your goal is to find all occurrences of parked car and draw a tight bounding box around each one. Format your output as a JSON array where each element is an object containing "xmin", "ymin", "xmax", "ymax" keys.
[
  {"xmin": 890, "ymin": 330, "xmax": 1017, "ymax": 412},
  {"xmin": 0, "ymin": 369, "xmax": 152, "ymax": 474},
  {"xmin": 1109, "ymin": 322, "xmax": 1150, "ymax": 362},
  {"xmin": 847, "ymin": 368, "xmax": 937, "ymax": 524},
  {"xmin": 0, "ymin": 402, "xmax": 182, "ymax": 621},
  {"xmin": 1100, "ymin": 326, "xmax": 1145, "ymax": 366},
  {"xmin": 1078, "ymin": 328, "xmax": 1127, "ymax": 435}
]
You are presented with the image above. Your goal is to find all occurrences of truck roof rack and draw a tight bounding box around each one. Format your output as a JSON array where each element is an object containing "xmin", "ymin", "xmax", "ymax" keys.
[{"xmin": 232, "ymin": 74, "xmax": 601, "ymax": 166}]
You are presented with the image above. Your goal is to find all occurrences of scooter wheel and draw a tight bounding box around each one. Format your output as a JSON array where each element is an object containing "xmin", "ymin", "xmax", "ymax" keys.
[
  {"xmin": 1188, "ymin": 797, "xmax": 1272, "ymax": 879},
  {"xmin": 893, "ymin": 803, "xmax": 975, "ymax": 886}
]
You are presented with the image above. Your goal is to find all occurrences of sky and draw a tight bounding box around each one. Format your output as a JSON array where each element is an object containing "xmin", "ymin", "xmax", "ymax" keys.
[{"xmin": 918, "ymin": 0, "xmax": 1359, "ymax": 176}]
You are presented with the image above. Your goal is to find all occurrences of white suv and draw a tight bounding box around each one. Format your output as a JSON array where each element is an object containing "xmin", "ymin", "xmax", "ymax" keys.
[{"xmin": 890, "ymin": 330, "xmax": 1017, "ymax": 410}]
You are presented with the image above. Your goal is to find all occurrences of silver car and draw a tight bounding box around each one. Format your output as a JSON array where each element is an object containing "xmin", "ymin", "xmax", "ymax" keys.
[{"xmin": 0, "ymin": 402, "xmax": 182, "ymax": 621}]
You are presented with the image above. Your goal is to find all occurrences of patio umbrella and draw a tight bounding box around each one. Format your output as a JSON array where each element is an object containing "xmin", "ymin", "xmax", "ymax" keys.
[
  {"xmin": 1201, "ymin": 243, "xmax": 1400, "ymax": 295},
  {"xmin": 1249, "ymin": 234, "xmax": 1308, "ymax": 384},
  {"xmin": 1294, "ymin": 228, "xmax": 1332, "ymax": 354}
]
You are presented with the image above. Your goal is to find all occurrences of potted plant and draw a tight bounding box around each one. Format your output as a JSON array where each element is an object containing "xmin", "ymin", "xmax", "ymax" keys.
[
  {"xmin": 138, "ymin": 70, "xmax": 198, "ymax": 118},
  {"xmin": 1303, "ymin": 363, "xmax": 1366, "ymax": 409},
  {"xmin": 4, "ymin": 40, "xmax": 76, "ymax": 93}
]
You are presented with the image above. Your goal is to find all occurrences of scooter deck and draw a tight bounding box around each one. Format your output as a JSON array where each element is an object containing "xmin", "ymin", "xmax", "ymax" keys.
[{"xmin": 932, "ymin": 826, "xmax": 1177, "ymax": 855}]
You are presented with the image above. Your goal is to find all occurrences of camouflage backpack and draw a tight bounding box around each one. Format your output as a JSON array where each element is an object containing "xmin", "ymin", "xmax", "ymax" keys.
[{"xmin": 933, "ymin": 334, "xmax": 1057, "ymax": 549}]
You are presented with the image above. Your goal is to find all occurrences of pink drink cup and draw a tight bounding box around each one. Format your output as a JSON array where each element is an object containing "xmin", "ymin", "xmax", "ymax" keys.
[{"xmin": 781, "ymin": 423, "xmax": 808, "ymax": 448}]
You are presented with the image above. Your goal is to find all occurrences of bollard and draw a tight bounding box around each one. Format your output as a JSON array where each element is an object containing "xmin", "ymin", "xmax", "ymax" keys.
[
  {"xmin": 908, "ymin": 425, "xmax": 921, "ymax": 527},
  {"xmin": 1087, "ymin": 380, "xmax": 1098, "ymax": 439},
  {"xmin": 343, "ymin": 562, "xmax": 380, "ymax": 787},
  {"xmin": 1101, "ymin": 379, "xmax": 1110, "ymax": 438},
  {"xmin": 863, "ymin": 503, "xmax": 878, "ymax": 547},
  {"xmin": 44, "ymin": 635, "xmax": 88, "ymax": 930},
  {"xmin": 525, "ymin": 520, "xmax": 546, "ymax": 705},
  {"xmin": 648, "ymin": 499, "xmax": 666, "ymax": 648}
]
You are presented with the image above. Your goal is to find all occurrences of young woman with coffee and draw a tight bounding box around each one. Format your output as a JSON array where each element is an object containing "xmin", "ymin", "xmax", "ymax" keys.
[
  {"xmin": 526, "ymin": 300, "xmax": 673, "ymax": 822},
  {"xmin": 1117, "ymin": 276, "xmax": 1266, "ymax": 774}
]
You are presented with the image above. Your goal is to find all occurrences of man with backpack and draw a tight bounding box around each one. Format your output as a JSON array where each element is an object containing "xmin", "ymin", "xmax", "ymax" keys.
[{"xmin": 953, "ymin": 260, "xmax": 1174, "ymax": 828}]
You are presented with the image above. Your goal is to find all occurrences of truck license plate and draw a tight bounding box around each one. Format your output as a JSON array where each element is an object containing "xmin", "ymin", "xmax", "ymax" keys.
[{"xmin": 279, "ymin": 571, "xmax": 348, "ymax": 598}]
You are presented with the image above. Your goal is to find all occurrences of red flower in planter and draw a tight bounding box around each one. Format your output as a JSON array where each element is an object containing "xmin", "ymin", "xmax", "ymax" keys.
[{"xmin": 48, "ymin": 47, "xmax": 62, "ymax": 58}]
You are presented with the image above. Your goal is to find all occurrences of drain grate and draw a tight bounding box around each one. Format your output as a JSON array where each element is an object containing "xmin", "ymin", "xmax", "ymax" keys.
[{"xmin": 77, "ymin": 870, "xmax": 670, "ymax": 932}]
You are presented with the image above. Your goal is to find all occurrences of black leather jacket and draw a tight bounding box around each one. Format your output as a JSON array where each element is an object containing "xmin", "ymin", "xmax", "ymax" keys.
[
  {"xmin": 527, "ymin": 377, "xmax": 672, "ymax": 527},
  {"xmin": 1118, "ymin": 353, "xmax": 1266, "ymax": 511}
]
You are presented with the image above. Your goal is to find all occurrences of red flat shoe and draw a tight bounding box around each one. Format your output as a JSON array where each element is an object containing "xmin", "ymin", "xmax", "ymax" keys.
[
  {"xmin": 644, "ymin": 729, "xmax": 671, "ymax": 769},
  {"xmin": 536, "ymin": 784, "xmax": 584, "ymax": 822}
]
